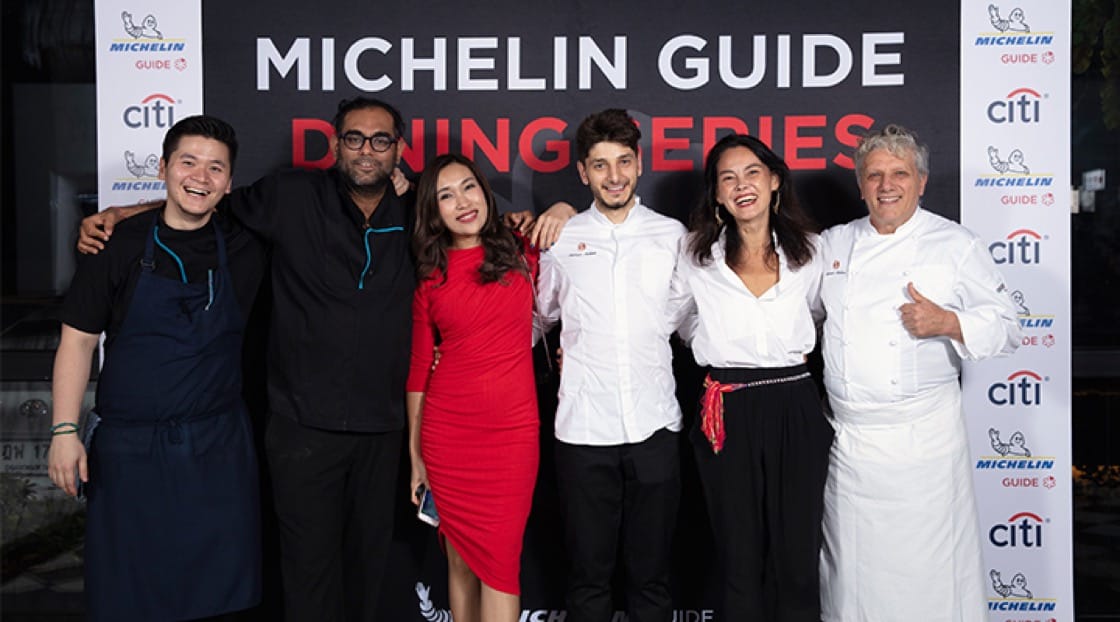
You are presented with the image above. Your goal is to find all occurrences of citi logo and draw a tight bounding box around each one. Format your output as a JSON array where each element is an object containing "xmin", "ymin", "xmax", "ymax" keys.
[
  {"xmin": 987, "ymin": 88, "xmax": 1045, "ymax": 124},
  {"xmin": 989, "ymin": 229, "xmax": 1044, "ymax": 265},
  {"xmin": 123, "ymin": 93, "xmax": 177, "ymax": 129},
  {"xmin": 989, "ymin": 511, "xmax": 1046, "ymax": 548},
  {"xmin": 988, "ymin": 370, "xmax": 1045, "ymax": 406}
]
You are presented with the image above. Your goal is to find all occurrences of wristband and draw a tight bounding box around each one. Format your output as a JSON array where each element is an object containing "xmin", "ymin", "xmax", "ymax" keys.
[{"xmin": 50, "ymin": 422, "xmax": 80, "ymax": 435}]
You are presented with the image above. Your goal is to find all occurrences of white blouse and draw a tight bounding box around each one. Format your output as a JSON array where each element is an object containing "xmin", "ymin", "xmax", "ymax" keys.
[{"xmin": 678, "ymin": 232, "xmax": 823, "ymax": 368}]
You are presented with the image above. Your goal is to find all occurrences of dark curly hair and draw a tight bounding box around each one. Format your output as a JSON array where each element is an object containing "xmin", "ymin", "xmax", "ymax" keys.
[
  {"xmin": 413, "ymin": 153, "xmax": 527, "ymax": 286},
  {"xmin": 688, "ymin": 133, "xmax": 817, "ymax": 271}
]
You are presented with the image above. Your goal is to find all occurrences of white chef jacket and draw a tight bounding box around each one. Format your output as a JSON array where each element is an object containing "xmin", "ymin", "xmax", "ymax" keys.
[
  {"xmin": 816, "ymin": 206, "xmax": 1020, "ymax": 622},
  {"xmin": 678, "ymin": 232, "xmax": 823, "ymax": 368},
  {"xmin": 817, "ymin": 207, "xmax": 1020, "ymax": 404},
  {"xmin": 537, "ymin": 198, "xmax": 690, "ymax": 446}
]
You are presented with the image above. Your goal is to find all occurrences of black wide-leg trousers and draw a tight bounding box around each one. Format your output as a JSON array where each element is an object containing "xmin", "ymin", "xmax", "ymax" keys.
[{"xmin": 691, "ymin": 365, "xmax": 834, "ymax": 622}]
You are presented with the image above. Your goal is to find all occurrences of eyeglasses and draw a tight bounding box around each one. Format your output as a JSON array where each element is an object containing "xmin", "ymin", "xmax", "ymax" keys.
[{"xmin": 339, "ymin": 132, "xmax": 397, "ymax": 152}]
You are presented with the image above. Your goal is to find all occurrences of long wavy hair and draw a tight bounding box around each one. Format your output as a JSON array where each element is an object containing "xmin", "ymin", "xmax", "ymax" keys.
[
  {"xmin": 687, "ymin": 134, "xmax": 817, "ymax": 271},
  {"xmin": 413, "ymin": 153, "xmax": 526, "ymax": 285}
]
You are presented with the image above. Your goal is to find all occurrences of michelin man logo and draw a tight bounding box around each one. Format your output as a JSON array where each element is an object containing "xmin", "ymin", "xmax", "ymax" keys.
[
  {"xmin": 990, "ymin": 569, "xmax": 1033, "ymax": 598},
  {"xmin": 121, "ymin": 11, "xmax": 163, "ymax": 39},
  {"xmin": 415, "ymin": 582, "xmax": 452, "ymax": 622},
  {"xmin": 1010, "ymin": 290, "xmax": 1030, "ymax": 315},
  {"xmin": 989, "ymin": 427, "xmax": 1031, "ymax": 457},
  {"xmin": 125, "ymin": 151, "xmax": 160, "ymax": 178},
  {"xmin": 988, "ymin": 146, "xmax": 1030, "ymax": 174},
  {"xmin": 988, "ymin": 5, "xmax": 1030, "ymax": 32}
]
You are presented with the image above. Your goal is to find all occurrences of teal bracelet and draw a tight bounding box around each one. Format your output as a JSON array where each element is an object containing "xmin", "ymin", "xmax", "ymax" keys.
[{"xmin": 50, "ymin": 422, "xmax": 80, "ymax": 435}]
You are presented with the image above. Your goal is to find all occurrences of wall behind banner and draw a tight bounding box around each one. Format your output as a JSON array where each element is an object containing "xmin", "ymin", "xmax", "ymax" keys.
[{"xmin": 202, "ymin": 0, "xmax": 959, "ymax": 228}]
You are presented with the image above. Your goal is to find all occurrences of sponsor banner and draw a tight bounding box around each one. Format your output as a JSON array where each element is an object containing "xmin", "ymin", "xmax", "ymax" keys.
[
  {"xmin": 961, "ymin": 1, "xmax": 1072, "ymax": 620},
  {"xmin": 95, "ymin": 1, "xmax": 203, "ymax": 209}
]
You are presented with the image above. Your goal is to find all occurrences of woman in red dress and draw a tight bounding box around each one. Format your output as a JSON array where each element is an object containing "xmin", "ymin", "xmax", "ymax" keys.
[{"xmin": 406, "ymin": 153, "xmax": 540, "ymax": 622}]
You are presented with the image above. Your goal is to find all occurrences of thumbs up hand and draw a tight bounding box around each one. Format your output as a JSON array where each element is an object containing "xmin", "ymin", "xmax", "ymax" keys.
[{"xmin": 899, "ymin": 282, "xmax": 963, "ymax": 341}]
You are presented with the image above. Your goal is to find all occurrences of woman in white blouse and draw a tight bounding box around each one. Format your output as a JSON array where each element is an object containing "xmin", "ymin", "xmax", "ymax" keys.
[{"xmin": 679, "ymin": 133, "xmax": 834, "ymax": 622}]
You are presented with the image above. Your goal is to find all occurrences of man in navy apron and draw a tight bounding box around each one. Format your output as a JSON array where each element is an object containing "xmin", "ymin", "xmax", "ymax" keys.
[{"xmin": 49, "ymin": 115, "xmax": 266, "ymax": 621}]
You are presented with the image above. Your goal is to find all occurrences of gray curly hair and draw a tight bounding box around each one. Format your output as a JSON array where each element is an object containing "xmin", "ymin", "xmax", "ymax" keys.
[{"xmin": 853, "ymin": 123, "xmax": 930, "ymax": 179}]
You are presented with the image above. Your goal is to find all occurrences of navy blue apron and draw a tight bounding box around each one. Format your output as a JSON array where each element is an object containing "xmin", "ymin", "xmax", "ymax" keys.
[{"xmin": 84, "ymin": 214, "xmax": 261, "ymax": 621}]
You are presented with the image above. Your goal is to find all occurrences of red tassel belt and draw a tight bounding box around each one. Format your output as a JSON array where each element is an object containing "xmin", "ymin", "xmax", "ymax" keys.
[{"xmin": 699, "ymin": 370, "xmax": 812, "ymax": 454}]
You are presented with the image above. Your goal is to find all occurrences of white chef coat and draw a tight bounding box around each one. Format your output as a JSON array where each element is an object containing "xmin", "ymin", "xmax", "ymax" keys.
[
  {"xmin": 816, "ymin": 206, "xmax": 1020, "ymax": 622},
  {"xmin": 818, "ymin": 207, "xmax": 1020, "ymax": 404},
  {"xmin": 537, "ymin": 198, "xmax": 690, "ymax": 446},
  {"xmin": 678, "ymin": 232, "xmax": 823, "ymax": 368}
]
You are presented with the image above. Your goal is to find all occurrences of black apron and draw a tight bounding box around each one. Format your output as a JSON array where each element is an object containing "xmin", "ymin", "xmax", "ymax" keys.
[{"xmin": 84, "ymin": 215, "xmax": 261, "ymax": 621}]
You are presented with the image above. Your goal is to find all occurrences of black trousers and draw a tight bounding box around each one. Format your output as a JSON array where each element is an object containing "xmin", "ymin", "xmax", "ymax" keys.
[
  {"xmin": 555, "ymin": 427, "xmax": 680, "ymax": 622},
  {"xmin": 265, "ymin": 414, "xmax": 401, "ymax": 622},
  {"xmin": 691, "ymin": 365, "xmax": 834, "ymax": 622}
]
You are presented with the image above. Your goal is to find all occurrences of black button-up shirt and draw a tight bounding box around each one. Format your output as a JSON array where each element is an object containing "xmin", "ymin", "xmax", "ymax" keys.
[{"xmin": 228, "ymin": 168, "xmax": 415, "ymax": 432}]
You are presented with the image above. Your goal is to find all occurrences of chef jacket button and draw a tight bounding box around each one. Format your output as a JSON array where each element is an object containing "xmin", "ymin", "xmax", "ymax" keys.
[
  {"xmin": 890, "ymin": 379, "xmax": 898, "ymax": 385},
  {"xmin": 889, "ymin": 339, "xmax": 897, "ymax": 346}
]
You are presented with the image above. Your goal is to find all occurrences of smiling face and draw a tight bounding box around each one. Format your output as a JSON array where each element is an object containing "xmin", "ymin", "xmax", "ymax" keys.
[
  {"xmin": 578, "ymin": 141, "xmax": 641, "ymax": 216},
  {"xmin": 715, "ymin": 145, "xmax": 781, "ymax": 228},
  {"xmin": 330, "ymin": 106, "xmax": 400, "ymax": 194},
  {"xmin": 858, "ymin": 147, "xmax": 928, "ymax": 234},
  {"xmin": 435, "ymin": 162, "xmax": 489, "ymax": 248},
  {"xmin": 159, "ymin": 135, "xmax": 232, "ymax": 229}
]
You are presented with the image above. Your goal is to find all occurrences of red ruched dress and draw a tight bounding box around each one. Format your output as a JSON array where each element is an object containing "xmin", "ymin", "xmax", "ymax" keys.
[{"xmin": 406, "ymin": 244, "xmax": 540, "ymax": 595}]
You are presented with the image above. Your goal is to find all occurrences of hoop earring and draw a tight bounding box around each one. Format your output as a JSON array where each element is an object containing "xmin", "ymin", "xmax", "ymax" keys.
[
  {"xmin": 771, "ymin": 193, "xmax": 781, "ymax": 214},
  {"xmin": 715, "ymin": 204, "xmax": 723, "ymax": 225}
]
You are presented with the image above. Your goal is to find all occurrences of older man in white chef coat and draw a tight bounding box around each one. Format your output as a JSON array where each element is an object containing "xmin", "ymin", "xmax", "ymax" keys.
[{"xmin": 816, "ymin": 124, "xmax": 1020, "ymax": 622}]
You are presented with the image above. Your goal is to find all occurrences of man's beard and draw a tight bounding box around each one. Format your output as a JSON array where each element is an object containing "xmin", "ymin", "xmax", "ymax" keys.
[{"xmin": 337, "ymin": 153, "xmax": 390, "ymax": 198}]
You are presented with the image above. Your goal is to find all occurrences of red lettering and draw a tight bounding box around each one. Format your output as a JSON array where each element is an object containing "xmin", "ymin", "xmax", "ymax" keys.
[
  {"xmin": 651, "ymin": 116, "xmax": 694, "ymax": 171},
  {"xmin": 435, "ymin": 118, "xmax": 451, "ymax": 156},
  {"xmin": 400, "ymin": 119, "xmax": 425, "ymax": 172},
  {"xmin": 756, "ymin": 116, "xmax": 774, "ymax": 149},
  {"xmin": 462, "ymin": 118, "xmax": 511, "ymax": 173},
  {"xmin": 291, "ymin": 118, "xmax": 334, "ymax": 169},
  {"xmin": 519, "ymin": 117, "xmax": 569, "ymax": 174},
  {"xmin": 833, "ymin": 113, "xmax": 874, "ymax": 169},
  {"xmin": 784, "ymin": 115, "xmax": 827, "ymax": 170},
  {"xmin": 701, "ymin": 116, "xmax": 749, "ymax": 158}
]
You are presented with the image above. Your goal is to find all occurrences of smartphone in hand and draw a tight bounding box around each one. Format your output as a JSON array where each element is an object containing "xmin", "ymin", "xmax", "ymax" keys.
[{"xmin": 415, "ymin": 484, "xmax": 440, "ymax": 527}]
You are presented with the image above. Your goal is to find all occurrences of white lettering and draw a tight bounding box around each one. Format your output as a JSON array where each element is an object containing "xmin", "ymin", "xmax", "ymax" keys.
[
  {"xmin": 862, "ymin": 32, "xmax": 904, "ymax": 86},
  {"xmin": 508, "ymin": 37, "xmax": 547, "ymax": 90},
  {"xmin": 458, "ymin": 37, "xmax": 499, "ymax": 91},
  {"xmin": 658, "ymin": 35, "xmax": 709, "ymax": 90},
  {"xmin": 343, "ymin": 37, "xmax": 392, "ymax": 91},
  {"xmin": 257, "ymin": 37, "xmax": 310, "ymax": 91},
  {"xmin": 579, "ymin": 36, "xmax": 627, "ymax": 90},
  {"xmin": 803, "ymin": 34, "xmax": 853, "ymax": 87},
  {"xmin": 401, "ymin": 37, "xmax": 447, "ymax": 91}
]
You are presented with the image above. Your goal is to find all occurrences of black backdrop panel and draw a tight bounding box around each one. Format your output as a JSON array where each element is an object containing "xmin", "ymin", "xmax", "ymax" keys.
[{"xmin": 204, "ymin": 1, "xmax": 959, "ymax": 617}]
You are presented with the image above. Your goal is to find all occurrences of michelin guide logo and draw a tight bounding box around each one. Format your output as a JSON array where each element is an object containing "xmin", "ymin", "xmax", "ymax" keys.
[
  {"xmin": 988, "ymin": 569, "xmax": 1057, "ymax": 612},
  {"xmin": 975, "ymin": 5, "xmax": 1055, "ymax": 46},
  {"xmin": 415, "ymin": 581, "xmax": 713, "ymax": 621},
  {"xmin": 109, "ymin": 11, "xmax": 186, "ymax": 53},
  {"xmin": 974, "ymin": 146, "xmax": 1054, "ymax": 190},
  {"xmin": 976, "ymin": 428, "xmax": 1055, "ymax": 474},
  {"xmin": 1011, "ymin": 290, "xmax": 1056, "ymax": 348},
  {"xmin": 112, "ymin": 150, "xmax": 166, "ymax": 192}
]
